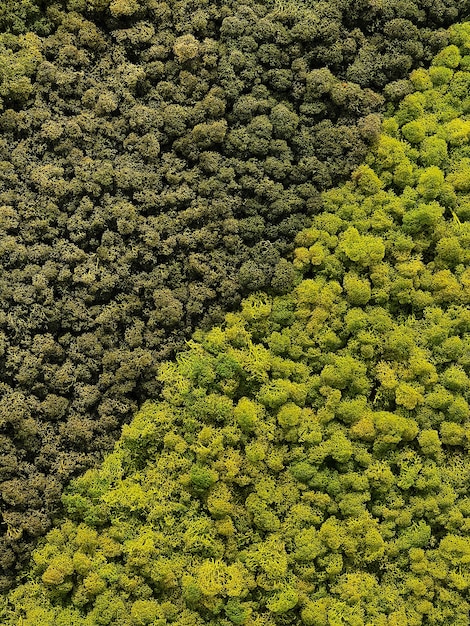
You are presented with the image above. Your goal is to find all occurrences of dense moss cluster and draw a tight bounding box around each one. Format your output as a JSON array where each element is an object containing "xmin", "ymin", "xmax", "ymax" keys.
[
  {"xmin": 0, "ymin": 0, "xmax": 466, "ymax": 586},
  {"xmin": 4, "ymin": 25, "xmax": 470, "ymax": 624}
]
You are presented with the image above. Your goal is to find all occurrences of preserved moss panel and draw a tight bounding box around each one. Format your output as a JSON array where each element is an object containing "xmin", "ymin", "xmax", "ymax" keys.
[
  {"xmin": 0, "ymin": 0, "xmax": 466, "ymax": 588},
  {"xmin": 4, "ymin": 26, "xmax": 470, "ymax": 625}
]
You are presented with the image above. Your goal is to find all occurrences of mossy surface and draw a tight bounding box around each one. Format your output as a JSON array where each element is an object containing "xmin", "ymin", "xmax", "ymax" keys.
[{"xmin": 4, "ymin": 26, "xmax": 470, "ymax": 624}]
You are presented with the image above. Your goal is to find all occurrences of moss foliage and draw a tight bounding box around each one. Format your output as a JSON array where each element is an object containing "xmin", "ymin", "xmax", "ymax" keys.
[
  {"xmin": 4, "ymin": 24, "xmax": 470, "ymax": 624},
  {"xmin": 0, "ymin": 0, "xmax": 466, "ymax": 587}
]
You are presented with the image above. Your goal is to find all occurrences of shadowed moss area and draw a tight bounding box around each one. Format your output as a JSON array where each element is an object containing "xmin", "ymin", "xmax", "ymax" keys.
[{"xmin": 3, "ymin": 24, "xmax": 470, "ymax": 624}]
